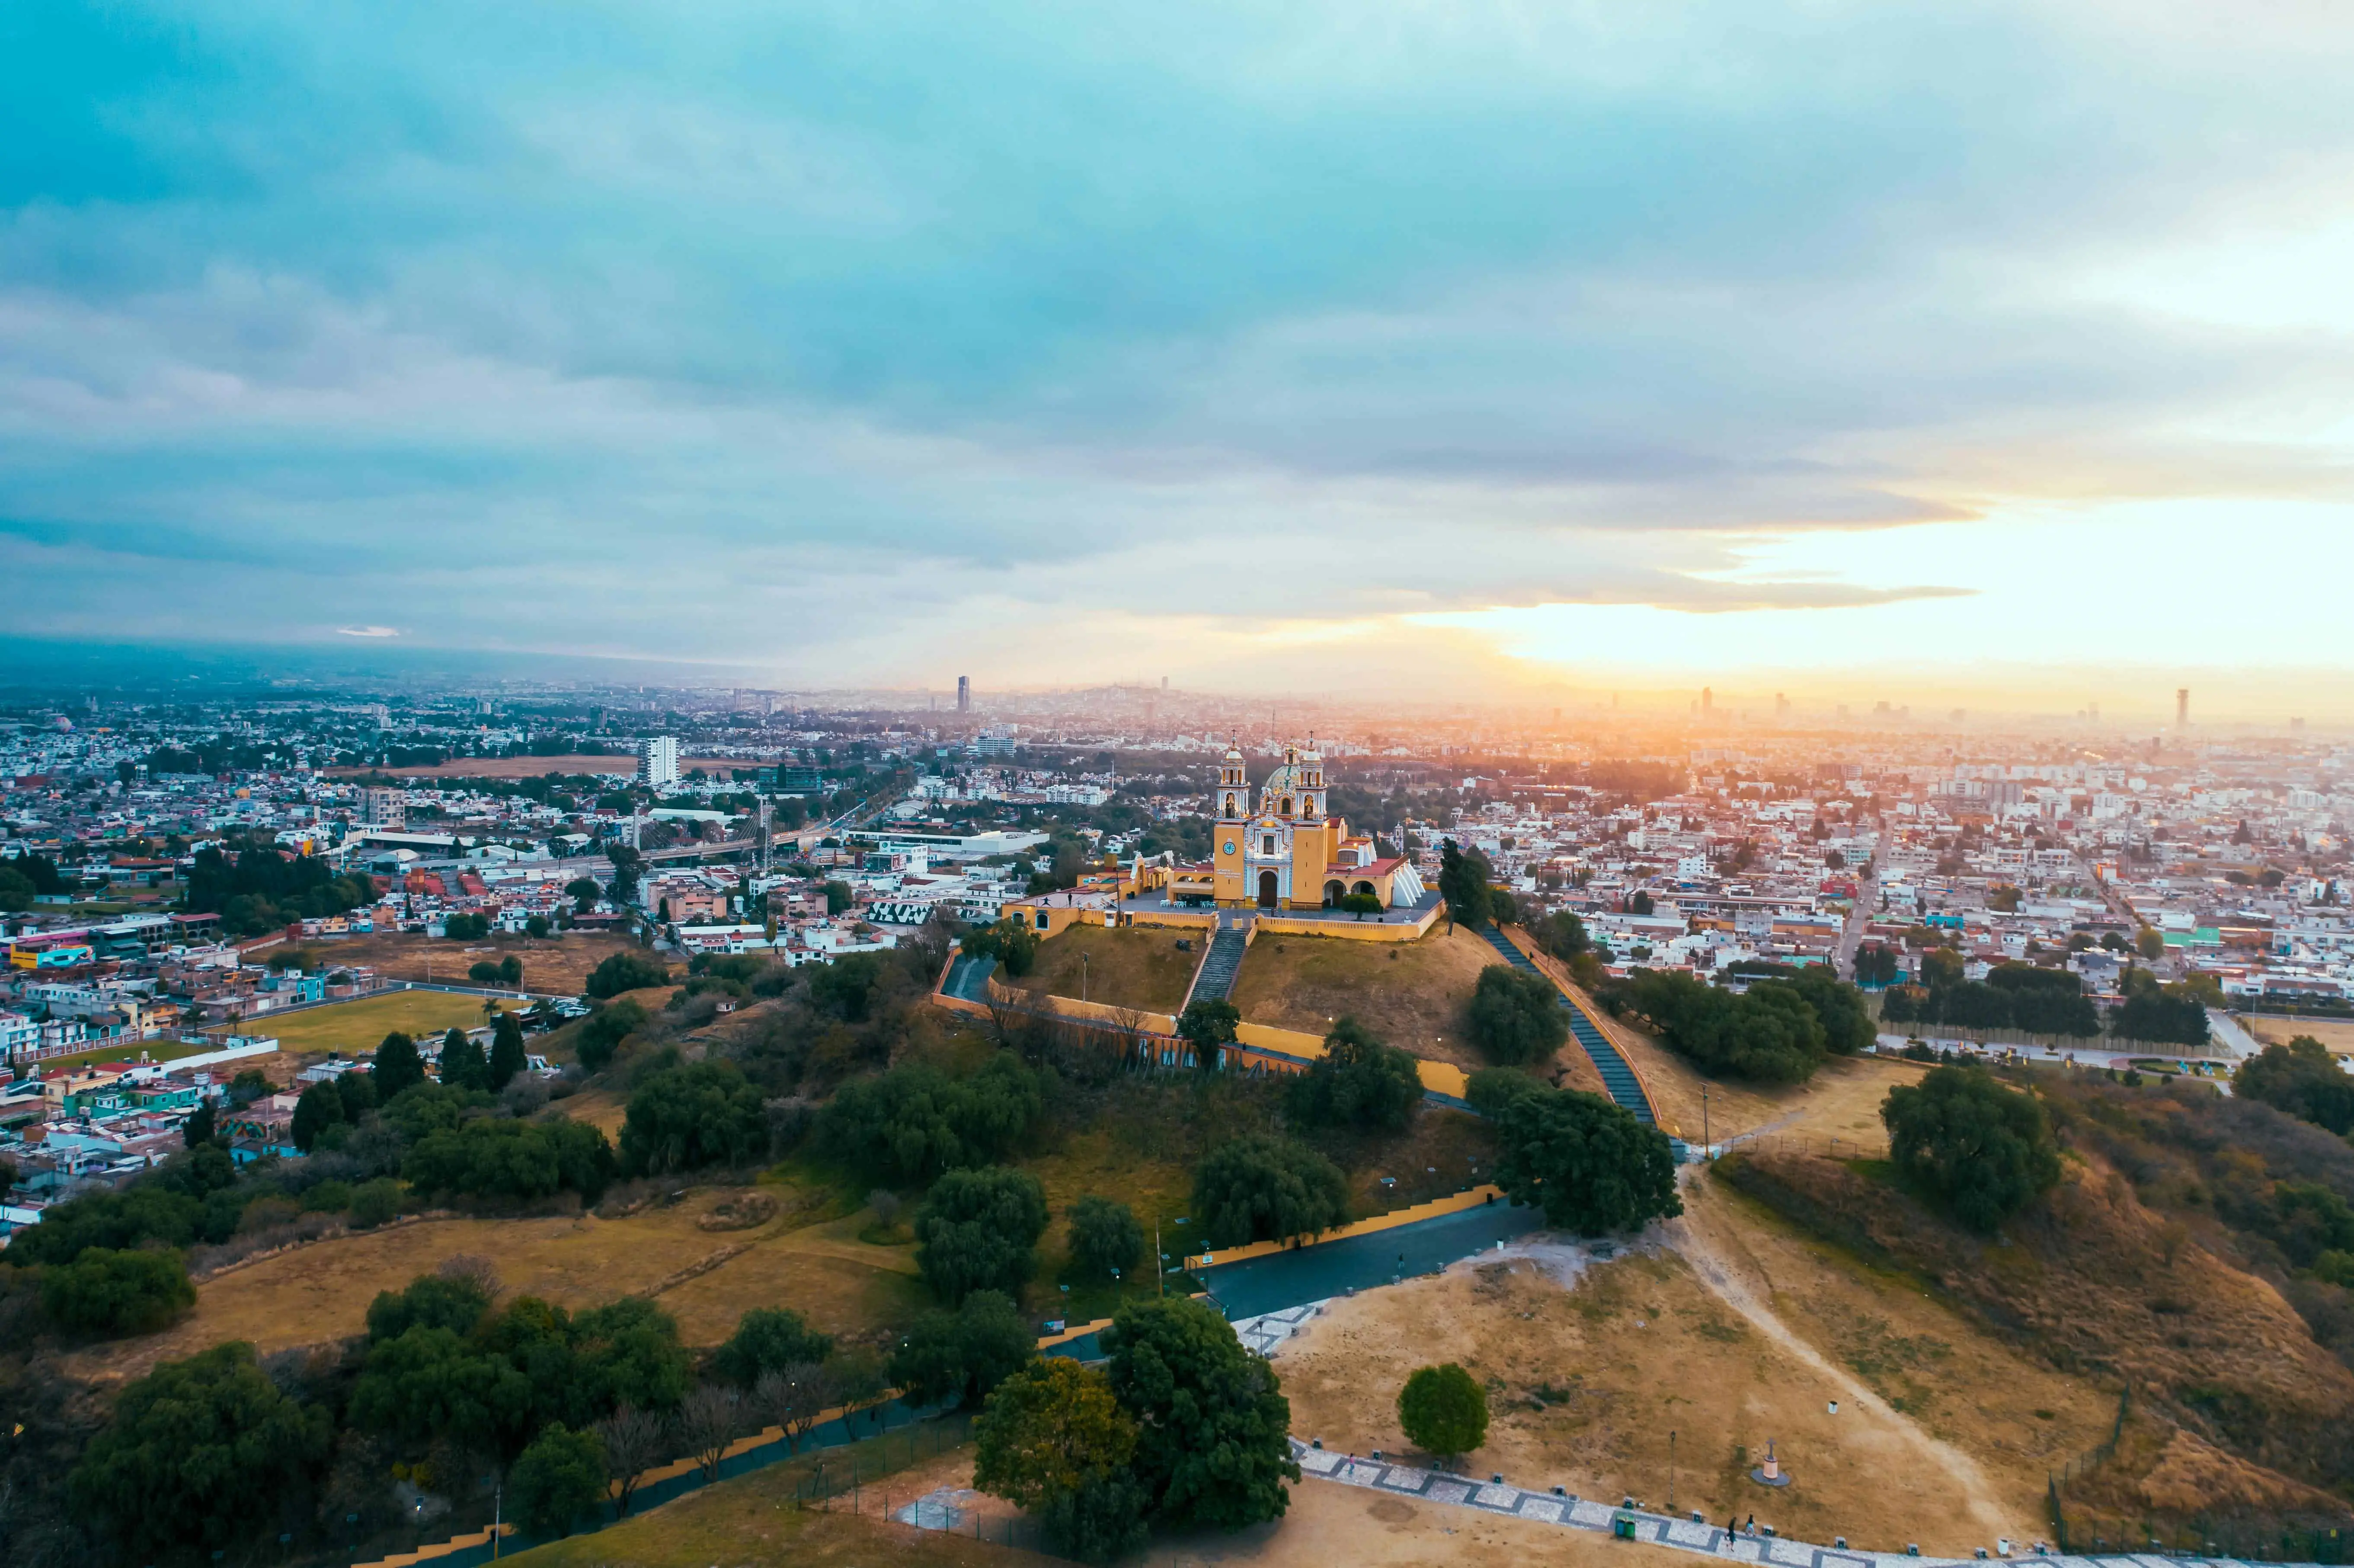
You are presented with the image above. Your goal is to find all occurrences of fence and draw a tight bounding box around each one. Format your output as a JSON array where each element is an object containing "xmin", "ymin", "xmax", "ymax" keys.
[
  {"xmin": 2047, "ymin": 1382, "xmax": 2130, "ymax": 1553},
  {"xmin": 1712, "ymin": 1130, "xmax": 1889, "ymax": 1162},
  {"xmin": 792, "ymin": 1412, "xmax": 1059, "ymax": 1556}
]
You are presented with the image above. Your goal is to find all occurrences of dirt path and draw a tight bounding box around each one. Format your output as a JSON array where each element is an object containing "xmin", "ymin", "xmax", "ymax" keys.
[{"xmin": 1663, "ymin": 1175, "xmax": 2025, "ymax": 1542}]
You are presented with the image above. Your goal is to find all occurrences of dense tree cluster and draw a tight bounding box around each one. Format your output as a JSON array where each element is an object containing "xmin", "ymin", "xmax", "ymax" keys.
[
  {"xmin": 1490, "ymin": 1084, "xmax": 1682, "ymax": 1234},
  {"xmin": 1065, "ymin": 1195, "xmax": 1145, "ymax": 1282},
  {"xmin": 2107, "ymin": 967, "xmax": 2213, "ymax": 1047},
  {"xmin": 185, "ymin": 843, "xmax": 376, "ymax": 937},
  {"xmin": 1880, "ymin": 958, "xmax": 2102, "ymax": 1038},
  {"xmin": 1191, "ymin": 1134, "xmax": 1349, "ymax": 1248},
  {"xmin": 1615, "ymin": 968, "xmax": 1869, "ymax": 1083},
  {"xmin": 1286, "ymin": 1017, "xmax": 1422, "ymax": 1131},
  {"xmin": 617, "ymin": 1060, "xmax": 769, "ymax": 1176},
  {"xmin": 915, "ymin": 1166, "xmax": 1050, "ymax": 1303},
  {"xmin": 585, "ymin": 949, "xmax": 670, "ymax": 999},
  {"xmin": 2237, "ymin": 1037, "xmax": 2354, "ymax": 1137},
  {"xmin": 1881, "ymin": 1065, "xmax": 2062, "ymax": 1232},
  {"xmin": 1467, "ymin": 965, "xmax": 1569, "ymax": 1066},
  {"xmin": 403, "ymin": 1114, "xmax": 615, "ymax": 1202},
  {"xmin": 816, "ymin": 1053, "xmax": 1043, "ymax": 1183}
]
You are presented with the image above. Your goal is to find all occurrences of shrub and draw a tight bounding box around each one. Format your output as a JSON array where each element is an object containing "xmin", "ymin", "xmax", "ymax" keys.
[
  {"xmin": 713, "ymin": 1306, "xmax": 834, "ymax": 1388},
  {"xmin": 9, "ymin": 1182, "xmax": 203, "ymax": 1266},
  {"xmin": 1065, "ymin": 1195, "xmax": 1145, "ymax": 1282},
  {"xmin": 916, "ymin": 1166, "xmax": 1049, "ymax": 1304},
  {"xmin": 1491, "ymin": 1087, "xmax": 1682, "ymax": 1235},
  {"xmin": 1398, "ymin": 1363, "xmax": 1488, "ymax": 1463},
  {"xmin": 42, "ymin": 1247, "xmax": 197, "ymax": 1336},
  {"xmin": 1467, "ymin": 966, "xmax": 1567, "ymax": 1066},
  {"xmin": 470, "ymin": 961, "xmax": 502, "ymax": 984},
  {"xmin": 348, "ymin": 1176, "xmax": 402, "ymax": 1229},
  {"xmin": 510, "ymin": 1422, "xmax": 607, "ymax": 1536},
  {"xmin": 1286, "ymin": 1017, "xmax": 1422, "ymax": 1131},
  {"xmin": 618, "ymin": 1060, "xmax": 768, "ymax": 1177},
  {"xmin": 1464, "ymin": 1066, "xmax": 1548, "ymax": 1116},
  {"xmin": 586, "ymin": 950, "xmax": 669, "ymax": 999},
  {"xmin": 1192, "ymin": 1135, "xmax": 1348, "ymax": 1248},
  {"xmin": 816, "ymin": 1054, "xmax": 1042, "ymax": 1184},
  {"xmin": 1881, "ymin": 1065, "xmax": 2061, "ymax": 1233},
  {"xmin": 366, "ymin": 1270, "xmax": 495, "ymax": 1342},
  {"xmin": 1534, "ymin": 910, "xmax": 1590, "ymax": 962},
  {"xmin": 68, "ymin": 1342, "xmax": 329, "ymax": 1560},
  {"xmin": 576, "ymin": 996, "xmax": 648, "ymax": 1073},
  {"xmin": 1174, "ymin": 997, "xmax": 1241, "ymax": 1066},
  {"xmin": 889, "ymin": 1289, "xmax": 1037, "ymax": 1407}
]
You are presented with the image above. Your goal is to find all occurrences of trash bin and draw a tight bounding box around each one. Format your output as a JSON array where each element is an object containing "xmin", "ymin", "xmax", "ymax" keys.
[{"xmin": 1613, "ymin": 1514, "xmax": 1638, "ymax": 1540}]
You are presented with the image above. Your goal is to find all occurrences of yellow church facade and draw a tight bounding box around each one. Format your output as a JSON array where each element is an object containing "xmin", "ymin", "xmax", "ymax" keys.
[{"xmin": 1209, "ymin": 740, "xmax": 1426, "ymax": 911}]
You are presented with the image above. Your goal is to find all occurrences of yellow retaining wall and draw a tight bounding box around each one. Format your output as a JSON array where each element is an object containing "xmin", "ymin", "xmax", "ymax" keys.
[
  {"xmin": 1248, "ymin": 901, "xmax": 1443, "ymax": 943},
  {"xmin": 1183, "ymin": 1183, "xmax": 1506, "ymax": 1271}
]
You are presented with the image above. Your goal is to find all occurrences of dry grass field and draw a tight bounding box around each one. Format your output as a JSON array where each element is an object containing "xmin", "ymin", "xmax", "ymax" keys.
[
  {"xmin": 1008, "ymin": 923, "xmax": 1200, "ymax": 1014},
  {"xmin": 314, "ymin": 929, "xmax": 656, "ymax": 996},
  {"xmin": 1229, "ymin": 926, "xmax": 1503, "ymax": 1070},
  {"xmin": 79, "ymin": 1182, "xmax": 933, "ymax": 1389},
  {"xmin": 1279, "ymin": 1176, "xmax": 2111, "ymax": 1557},
  {"xmin": 1576, "ymin": 991, "xmax": 1923, "ymax": 1148},
  {"xmin": 2241, "ymin": 1014, "xmax": 2354, "ymax": 1057}
]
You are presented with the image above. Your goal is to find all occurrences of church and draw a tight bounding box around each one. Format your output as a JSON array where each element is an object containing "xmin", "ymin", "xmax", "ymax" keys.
[{"xmin": 1210, "ymin": 739, "xmax": 1426, "ymax": 911}]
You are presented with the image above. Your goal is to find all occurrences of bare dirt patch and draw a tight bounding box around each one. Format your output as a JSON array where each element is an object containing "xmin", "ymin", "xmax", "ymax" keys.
[
  {"xmin": 2241, "ymin": 1014, "xmax": 2354, "ymax": 1057},
  {"xmin": 1230, "ymin": 926, "xmax": 1503, "ymax": 1070},
  {"xmin": 1277, "ymin": 1229, "xmax": 2065, "ymax": 1555},
  {"xmin": 314, "ymin": 929, "xmax": 653, "ymax": 996},
  {"xmin": 1010, "ymin": 923, "xmax": 1200, "ymax": 1014}
]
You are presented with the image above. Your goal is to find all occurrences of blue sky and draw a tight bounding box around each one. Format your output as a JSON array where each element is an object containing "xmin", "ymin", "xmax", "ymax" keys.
[{"xmin": 4, "ymin": 1, "xmax": 2351, "ymax": 708}]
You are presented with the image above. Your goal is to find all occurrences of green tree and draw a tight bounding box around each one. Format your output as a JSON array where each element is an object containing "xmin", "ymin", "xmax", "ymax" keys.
[
  {"xmin": 1103, "ymin": 1296, "xmax": 1297, "ymax": 1530},
  {"xmin": 440, "ymin": 1025, "xmax": 489, "ymax": 1091},
  {"xmin": 42, "ymin": 1246, "xmax": 197, "ymax": 1336},
  {"xmin": 290, "ymin": 1079, "xmax": 347, "ymax": 1153},
  {"xmin": 917, "ymin": 1166, "xmax": 1050, "ymax": 1303},
  {"xmin": 575, "ymin": 996, "xmax": 648, "ymax": 1073},
  {"xmin": 1881, "ymin": 1065, "xmax": 2062, "ymax": 1233},
  {"xmin": 510, "ymin": 1422, "xmax": 608, "ymax": 1536},
  {"xmin": 824, "ymin": 879, "xmax": 856, "ymax": 915},
  {"xmin": 0, "ymin": 862, "xmax": 33, "ymax": 912},
  {"xmin": 1192, "ymin": 1134, "xmax": 1348, "ymax": 1248},
  {"xmin": 1066, "ymin": 1195, "xmax": 1145, "ymax": 1283},
  {"xmin": 1286, "ymin": 1016, "xmax": 1422, "ymax": 1131},
  {"xmin": 2133, "ymin": 926, "xmax": 2166, "ymax": 961},
  {"xmin": 500, "ymin": 953, "xmax": 525, "ymax": 987},
  {"xmin": 713, "ymin": 1306, "xmax": 835, "ymax": 1388},
  {"xmin": 1438, "ymin": 842, "xmax": 1492, "ymax": 929},
  {"xmin": 889, "ymin": 1289, "xmax": 1037, "ymax": 1407},
  {"xmin": 618, "ymin": 1060, "xmax": 769, "ymax": 1176},
  {"xmin": 403, "ymin": 1115, "xmax": 614, "ymax": 1203},
  {"xmin": 1467, "ymin": 966, "xmax": 1569, "ymax": 1066},
  {"xmin": 567, "ymin": 875, "xmax": 603, "ymax": 912},
  {"xmin": 974, "ymin": 1357, "xmax": 1148, "ymax": 1563},
  {"xmin": 374, "ymin": 1030, "xmax": 426, "ymax": 1098},
  {"xmin": 1622, "ymin": 969, "xmax": 1831, "ymax": 1083},
  {"xmin": 586, "ymin": 949, "xmax": 669, "ymax": 998},
  {"xmin": 1535, "ymin": 910, "xmax": 1590, "ymax": 961},
  {"xmin": 182, "ymin": 1099, "xmax": 217, "ymax": 1149},
  {"xmin": 1397, "ymin": 1363, "xmax": 1488, "ymax": 1464},
  {"xmin": 2236, "ymin": 1036, "xmax": 2354, "ymax": 1136},
  {"xmin": 489, "ymin": 1010, "xmax": 528, "ymax": 1091},
  {"xmin": 68, "ymin": 1341, "xmax": 329, "ymax": 1561},
  {"xmin": 349, "ymin": 1324, "xmax": 536, "ymax": 1456},
  {"xmin": 1491, "ymin": 1087, "xmax": 1682, "ymax": 1235},
  {"xmin": 1174, "ymin": 996, "xmax": 1241, "ymax": 1067}
]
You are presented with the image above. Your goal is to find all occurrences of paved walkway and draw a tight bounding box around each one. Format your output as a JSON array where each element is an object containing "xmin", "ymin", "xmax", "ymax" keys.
[{"xmin": 1292, "ymin": 1441, "xmax": 2315, "ymax": 1568}]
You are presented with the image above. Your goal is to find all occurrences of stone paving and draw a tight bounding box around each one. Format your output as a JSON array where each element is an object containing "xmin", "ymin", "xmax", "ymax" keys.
[
  {"xmin": 1229, "ymin": 1300, "xmax": 1329, "ymax": 1357},
  {"xmin": 895, "ymin": 1485, "xmax": 979, "ymax": 1531},
  {"xmin": 1290, "ymin": 1440, "xmax": 2314, "ymax": 1568}
]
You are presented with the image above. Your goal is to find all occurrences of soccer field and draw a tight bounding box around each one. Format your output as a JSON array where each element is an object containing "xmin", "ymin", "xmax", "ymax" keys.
[{"xmin": 247, "ymin": 989, "xmax": 524, "ymax": 1055}]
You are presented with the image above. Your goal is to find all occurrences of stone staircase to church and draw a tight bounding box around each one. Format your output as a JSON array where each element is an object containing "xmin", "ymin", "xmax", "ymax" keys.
[{"xmin": 1185, "ymin": 926, "xmax": 1251, "ymax": 1008}]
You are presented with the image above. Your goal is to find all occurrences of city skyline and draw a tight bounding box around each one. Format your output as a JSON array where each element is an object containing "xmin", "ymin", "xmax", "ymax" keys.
[{"xmin": 5, "ymin": 3, "xmax": 2353, "ymax": 706}]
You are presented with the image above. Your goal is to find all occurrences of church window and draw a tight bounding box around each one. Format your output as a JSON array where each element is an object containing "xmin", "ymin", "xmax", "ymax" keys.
[
  {"xmin": 1281, "ymin": 796, "xmax": 1293, "ymax": 815},
  {"xmin": 1263, "ymin": 834, "xmax": 1277, "ymax": 856},
  {"xmin": 1224, "ymin": 793, "xmax": 1237, "ymax": 815}
]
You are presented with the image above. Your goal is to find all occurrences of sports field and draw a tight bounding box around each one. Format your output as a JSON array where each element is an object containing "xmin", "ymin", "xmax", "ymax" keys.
[{"xmin": 238, "ymin": 989, "xmax": 524, "ymax": 1056}]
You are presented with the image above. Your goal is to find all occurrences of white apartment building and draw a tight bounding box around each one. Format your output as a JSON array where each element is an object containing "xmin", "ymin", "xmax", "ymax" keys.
[{"xmin": 639, "ymin": 735, "xmax": 680, "ymax": 787}]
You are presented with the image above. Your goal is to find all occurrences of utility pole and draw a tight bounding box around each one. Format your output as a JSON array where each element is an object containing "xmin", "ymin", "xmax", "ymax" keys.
[{"xmin": 1155, "ymin": 1220, "xmax": 1164, "ymax": 1297}]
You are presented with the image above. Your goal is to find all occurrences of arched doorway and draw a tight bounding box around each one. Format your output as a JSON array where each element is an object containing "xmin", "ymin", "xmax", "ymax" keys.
[
  {"xmin": 1323, "ymin": 880, "xmax": 1345, "ymax": 906},
  {"xmin": 1353, "ymin": 880, "xmax": 1377, "ymax": 898},
  {"xmin": 1257, "ymin": 871, "xmax": 1279, "ymax": 908}
]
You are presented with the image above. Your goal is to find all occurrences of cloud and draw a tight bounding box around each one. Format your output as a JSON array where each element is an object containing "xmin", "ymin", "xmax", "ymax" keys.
[
  {"xmin": 0, "ymin": 1, "xmax": 2351, "ymax": 685},
  {"xmin": 336, "ymin": 626, "xmax": 400, "ymax": 639}
]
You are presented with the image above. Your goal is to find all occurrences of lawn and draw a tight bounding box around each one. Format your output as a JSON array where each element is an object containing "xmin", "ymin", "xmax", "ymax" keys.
[
  {"xmin": 1227, "ymin": 924, "xmax": 1502, "ymax": 1069},
  {"xmin": 247, "ymin": 989, "xmax": 525, "ymax": 1055},
  {"xmin": 1004, "ymin": 923, "xmax": 1199, "ymax": 1013},
  {"xmin": 18, "ymin": 1037, "xmax": 215, "ymax": 1076}
]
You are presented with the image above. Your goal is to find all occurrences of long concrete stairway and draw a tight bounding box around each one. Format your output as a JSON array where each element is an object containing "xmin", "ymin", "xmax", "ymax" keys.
[
  {"xmin": 1187, "ymin": 926, "xmax": 1251, "ymax": 1005},
  {"xmin": 1478, "ymin": 926, "xmax": 1689, "ymax": 1159}
]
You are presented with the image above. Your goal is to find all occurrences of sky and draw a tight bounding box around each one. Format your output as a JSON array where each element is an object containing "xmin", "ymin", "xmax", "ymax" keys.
[{"xmin": 3, "ymin": 1, "xmax": 2352, "ymax": 715}]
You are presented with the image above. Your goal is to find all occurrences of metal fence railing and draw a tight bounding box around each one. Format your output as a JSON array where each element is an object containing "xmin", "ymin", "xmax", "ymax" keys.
[{"xmin": 1713, "ymin": 1131, "xmax": 1890, "ymax": 1161}]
